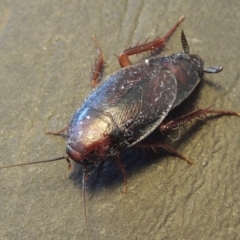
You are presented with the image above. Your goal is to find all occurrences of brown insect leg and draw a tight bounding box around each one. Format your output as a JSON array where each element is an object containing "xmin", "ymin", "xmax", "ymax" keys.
[
  {"xmin": 136, "ymin": 142, "xmax": 193, "ymax": 165},
  {"xmin": 118, "ymin": 15, "xmax": 185, "ymax": 68},
  {"xmin": 115, "ymin": 155, "xmax": 128, "ymax": 193},
  {"xmin": 159, "ymin": 108, "xmax": 240, "ymax": 132},
  {"xmin": 91, "ymin": 35, "xmax": 104, "ymax": 87},
  {"xmin": 66, "ymin": 157, "xmax": 72, "ymax": 172},
  {"xmin": 46, "ymin": 125, "xmax": 69, "ymax": 135},
  {"xmin": 82, "ymin": 166, "xmax": 90, "ymax": 240}
]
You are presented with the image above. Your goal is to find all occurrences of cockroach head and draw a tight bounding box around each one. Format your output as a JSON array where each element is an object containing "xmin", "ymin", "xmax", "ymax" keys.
[
  {"xmin": 66, "ymin": 145, "xmax": 83, "ymax": 163},
  {"xmin": 66, "ymin": 144, "xmax": 93, "ymax": 166}
]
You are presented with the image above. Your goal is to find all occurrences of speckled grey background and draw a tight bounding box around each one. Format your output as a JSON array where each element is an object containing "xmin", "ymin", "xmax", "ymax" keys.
[{"xmin": 0, "ymin": 1, "xmax": 240, "ymax": 240}]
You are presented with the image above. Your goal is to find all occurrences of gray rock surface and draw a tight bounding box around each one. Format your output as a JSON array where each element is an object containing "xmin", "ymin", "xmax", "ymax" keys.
[{"xmin": 0, "ymin": 1, "xmax": 240, "ymax": 239}]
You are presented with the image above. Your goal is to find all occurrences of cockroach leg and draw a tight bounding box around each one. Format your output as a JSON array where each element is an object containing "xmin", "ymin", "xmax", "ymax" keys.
[
  {"xmin": 115, "ymin": 154, "xmax": 128, "ymax": 193},
  {"xmin": 136, "ymin": 142, "xmax": 193, "ymax": 165},
  {"xmin": 66, "ymin": 157, "xmax": 72, "ymax": 172},
  {"xmin": 159, "ymin": 108, "xmax": 240, "ymax": 132},
  {"xmin": 82, "ymin": 166, "xmax": 90, "ymax": 240},
  {"xmin": 46, "ymin": 125, "xmax": 69, "ymax": 135},
  {"xmin": 117, "ymin": 15, "xmax": 185, "ymax": 68},
  {"xmin": 91, "ymin": 35, "xmax": 104, "ymax": 88}
]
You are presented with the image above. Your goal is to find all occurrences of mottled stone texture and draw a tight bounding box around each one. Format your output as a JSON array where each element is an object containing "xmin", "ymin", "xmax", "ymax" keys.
[{"xmin": 0, "ymin": 1, "xmax": 239, "ymax": 239}]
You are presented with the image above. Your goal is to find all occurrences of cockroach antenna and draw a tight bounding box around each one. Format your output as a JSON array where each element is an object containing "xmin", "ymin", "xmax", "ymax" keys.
[
  {"xmin": 0, "ymin": 156, "xmax": 68, "ymax": 169},
  {"xmin": 0, "ymin": 156, "xmax": 90, "ymax": 239}
]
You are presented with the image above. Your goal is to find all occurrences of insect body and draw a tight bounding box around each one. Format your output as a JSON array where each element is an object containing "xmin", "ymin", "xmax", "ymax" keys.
[
  {"xmin": 3, "ymin": 16, "xmax": 238, "ymax": 174},
  {"xmin": 65, "ymin": 24, "xmax": 233, "ymax": 171},
  {"xmin": 67, "ymin": 61, "xmax": 178, "ymax": 163}
]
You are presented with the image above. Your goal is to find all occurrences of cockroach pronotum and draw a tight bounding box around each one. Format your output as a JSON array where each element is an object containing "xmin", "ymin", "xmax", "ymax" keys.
[{"xmin": 1, "ymin": 16, "xmax": 239, "ymax": 239}]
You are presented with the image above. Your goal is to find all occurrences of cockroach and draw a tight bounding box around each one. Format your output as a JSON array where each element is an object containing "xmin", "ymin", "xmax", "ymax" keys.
[{"xmin": 1, "ymin": 16, "xmax": 240, "ymax": 239}]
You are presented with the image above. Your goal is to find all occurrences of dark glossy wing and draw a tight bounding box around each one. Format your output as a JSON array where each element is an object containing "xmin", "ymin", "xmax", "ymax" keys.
[
  {"xmin": 84, "ymin": 63, "xmax": 177, "ymax": 145},
  {"xmin": 148, "ymin": 54, "xmax": 202, "ymax": 109}
]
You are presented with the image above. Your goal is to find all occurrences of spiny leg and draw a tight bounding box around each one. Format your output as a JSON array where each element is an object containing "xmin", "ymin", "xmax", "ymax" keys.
[
  {"xmin": 46, "ymin": 125, "xmax": 69, "ymax": 135},
  {"xmin": 138, "ymin": 108, "xmax": 240, "ymax": 164},
  {"xmin": 82, "ymin": 166, "xmax": 90, "ymax": 240},
  {"xmin": 115, "ymin": 154, "xmax": 128, "ymax": 193},
  {"xmin": 159, "ymin": 108, "xmax": 240, "ymax": 132},
  {"xmin": 45, "ymin": 38, "xmax": 103, "ymax": 135},
  {"xmin": 136, "ymin": 142, "xmax": 193, "ymax": 165},
  {"xmin": 91, "ymin": 35, "xmax": 104, "ymax": 88},
  {"xmin": 66, "ymin": 157, "xmax": 72, "ymax": 172},
  {"xmin": 118, "ymin": 15, "xmax": 185, "ymax": 67}
]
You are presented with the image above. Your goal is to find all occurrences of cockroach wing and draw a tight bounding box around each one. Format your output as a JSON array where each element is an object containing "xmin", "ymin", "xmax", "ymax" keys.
[
  {"xmin": 109, "ymin": 64, "xmax": 177, "ymax": 146},
  {"xmin": 83, "ymin": 63, "xmax": 177, "ymax": 146},
  {"xmin": 149, "ymin": 54, "xmax": 203, "ymax": 109}
]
